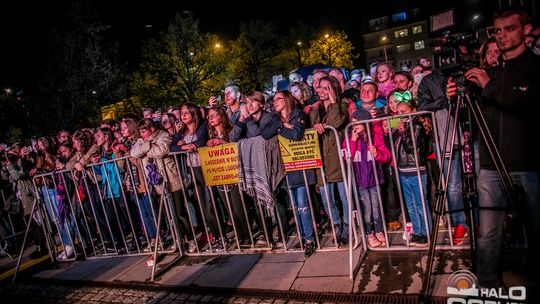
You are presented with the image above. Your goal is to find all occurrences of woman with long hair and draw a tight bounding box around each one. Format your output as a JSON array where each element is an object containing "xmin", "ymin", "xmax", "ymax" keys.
[
  {"xmin": 120, "ymin": 118, "xmax": 156, "ymax": 250},
  {"xmin": 35, "ymin": 136, "xmax": 77, "ymax": 260},
  {"xmin": 207, "ymin": 107, "xmax": 233, "ymax": 146},
  {"xmin": 308, "ymin": 76, "xmax": 350, "ymax": 246},
  {"xmin": 289, "ymin": 81, "xmax": 312, "ymax": 109},
  {"xmin": 94, "ymin": 127, "xmax": 136, "ymax": 252},
  {"xmin": 206, "ymin": 106, "xmax": 251, "ymax": 247},
  {"xmin": 65, "ymin": 129, "xmax": 105, "ymax": 255},
  {"xmin": 170, "ymin": 103, "xmax": 224, "ymax": 252},
  {"xmin": 262, "ymin": 90, "xmax": 318, "ymax": 257},
  {"xmin": 161, "ymin": 113, "xmax": 180, "ymax": 136},
  {"xmin": 479, "ymin": 37, "xmax": 500, "ymax": 69}
]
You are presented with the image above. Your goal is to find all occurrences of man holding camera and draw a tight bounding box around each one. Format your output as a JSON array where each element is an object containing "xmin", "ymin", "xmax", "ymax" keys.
[
  {"xmin": 417, "ymin": 45, "xmax": 469, "ymax": 247},
  {"xmin": 448, "ymin": 8, "xmax": 540, "ymax": 296}
]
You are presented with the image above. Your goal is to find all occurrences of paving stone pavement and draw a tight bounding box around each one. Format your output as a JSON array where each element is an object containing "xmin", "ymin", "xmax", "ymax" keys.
[{"xmin": 0, "ymin": 284, "xmax": 348, "ymax": 304}]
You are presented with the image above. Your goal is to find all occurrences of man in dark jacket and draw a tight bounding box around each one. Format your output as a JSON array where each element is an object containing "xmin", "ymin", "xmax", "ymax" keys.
[
  {"xmin": 417, "ymin": 57, "xmax": 468, "ymax": 246},
  {"xmin": 449, "ymin": 8, "xmax": 540, "ymax": 297}
]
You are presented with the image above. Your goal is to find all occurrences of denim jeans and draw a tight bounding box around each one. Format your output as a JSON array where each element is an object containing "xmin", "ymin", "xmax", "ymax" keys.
[
  {"xmin": 319, "ymin": 182, "xmax": 348, "ymax": 225},
  {"xmin": 134, "ymin": 193, "xmax": 156, "ymax": 239},
  {"xmin": 399, "ymin": 173, "xmax": 432, "ymax": 236},
  {"xmin": 291, "ymin": 186, "xmax": 314, "ymax": 242},
  {"xmin": 476, "ymin": 169, "xmax": 540, "ymax": 288},
  {"xmin": 443, "ymin": 150, "xmax": 466, "ymax": 227},
  {"xmin": 41, "ymin": 186, "xmax": 74, "ymax": 247},
  {"xmin": 358, "ymin": 186, "xmax": 383, "ymax": 233}
]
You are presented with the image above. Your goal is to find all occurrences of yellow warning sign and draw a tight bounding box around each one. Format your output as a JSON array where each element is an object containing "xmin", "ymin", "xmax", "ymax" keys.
[
  {"xmin": 199, "ymin": 143, "xmax": 239, "ymax": 186},
  {"xmin": 278, "ymin": 129, "xmax": 323, "ymax": 172}
]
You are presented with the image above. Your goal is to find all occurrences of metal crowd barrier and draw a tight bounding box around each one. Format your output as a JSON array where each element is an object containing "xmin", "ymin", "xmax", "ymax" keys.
[
  {"xmin": 12, "ymin": 155, "xmax": 181, "ymax": 273},
  {"xmin": 343, "ymin": 111, "xmax": 470, "ymax": 253},
  {"xmin": 9, "ymin": 129, "xmax": 369, "ymax": 282},
  {"xmin": 168, "ymin": 135, "xmax": 359, "ymax": 257},
  {"xmin": 0, "ymin": 189, "xmax": 28, "ymax": 257},
  {"xmin": 11, "ymin": 113, "xmax": 470, "ymax": 283},
  {"xmin": 166, "ymin": 128, "xmax": 367, "ymax": 279}
]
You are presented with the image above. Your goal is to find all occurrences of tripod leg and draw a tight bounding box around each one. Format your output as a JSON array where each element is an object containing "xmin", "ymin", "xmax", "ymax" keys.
[{"xmin": 422, "ymin": 98, "xmax": 464, "ymax": 298}]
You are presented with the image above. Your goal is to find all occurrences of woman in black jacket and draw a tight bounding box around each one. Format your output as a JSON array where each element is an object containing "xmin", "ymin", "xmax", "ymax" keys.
[
  {"xmin": 170, "ymin": 103, "xmax": 224, "ymax": 252},
  {"xmin": 262, "ymin": 90, "xmax": 317, "ymax": 257}
]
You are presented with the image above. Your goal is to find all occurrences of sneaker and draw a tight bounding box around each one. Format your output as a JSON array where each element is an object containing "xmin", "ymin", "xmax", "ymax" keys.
[
  {"xmin": 375, "ymin": 232, "xmax": 387, "ymax": 247},
  {"xmin": 304, "ymin": 241, "xmax": 316, "ymax": 257},
  {"xmin": 414, "ymin": 235, "xmax": 428, "ymax": 247},
  {"xmin": 388, "ymin": 220, "xmax": 402, "ymax": 231},
  {"xmin": 453, "ymin": 224, "xmax": 468, "ymax": 245},
  {"xmin": 274, "ymin": 241, "xmax": 284, "ymax": 249},
  {"xmin": 340, "ymin": 223, "xmax": 349, "ymax": 245},
  {"xmin": 186, "ymin": 240, "xmax": 197, "ymax": 253},
  {"xmin": 210, "ymin": 238, "xmax": 224, "ymax": 251},
  {"xmin": 256, "ymin": 235, "xmax": 269, "ymax": 246},
  {"xmin": 239, "ymin": 238, "xmax": 252, "ymax": 248},
  {"xmin": 57, "ymin": 245, "xmax": 74, "ymax": 260},
  {"xmin": 367, "ymin": 233, "xmax": 382, "ymax": 248},
  {"xmin": 409, "ymin": 234, "xmax": 421, "ymax": 246}
]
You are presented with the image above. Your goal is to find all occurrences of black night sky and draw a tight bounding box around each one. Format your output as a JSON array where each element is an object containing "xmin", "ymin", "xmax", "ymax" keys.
[{"xmin": 0, "ymin": 0, "xmax": 510, "ymax": 88}]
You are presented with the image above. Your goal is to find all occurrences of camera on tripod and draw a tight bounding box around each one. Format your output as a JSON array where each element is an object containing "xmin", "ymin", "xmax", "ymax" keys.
[{"xmin": 431, "ymin": 30, "xmax": 481, "ymax": 90}]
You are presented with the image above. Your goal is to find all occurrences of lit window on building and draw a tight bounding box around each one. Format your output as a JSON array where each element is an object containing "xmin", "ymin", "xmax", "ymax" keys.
[
  {"xmin": 396, "ymin": 43, "xmax": 411, "ymax": 53},
  {"xmin": 394, "ymin": 29, "xmax": 408, "ymax": 38},
  {"xmin": 392, "ymin": 12, "xmax": 407, "ymax": 23},
  {"xmin": 414, "ymin": 40, "xmax": 425, "ymax": 50},
  {"xmin": 412, "ymin": 25, "xmax": 423, "ymax": 34}
]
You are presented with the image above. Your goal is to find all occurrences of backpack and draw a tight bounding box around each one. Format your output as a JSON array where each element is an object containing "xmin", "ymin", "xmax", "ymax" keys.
[{"xmin": 146, "ymin": 161, "xmax": 163, "ymax": 185}]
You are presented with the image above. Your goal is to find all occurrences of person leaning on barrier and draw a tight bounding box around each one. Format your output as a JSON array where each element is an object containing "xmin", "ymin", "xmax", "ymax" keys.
[
  {"xmin": 130, "ymin": 118, "xmax": 190, "ymax": 250},
  {"xmin": 308, "ymin": 76, "xmax": 351, "ymax": 246},
  {"xmin": 229, "ymin": 91, "xmax": 272, "ymax": 142},
  {"xmin": 447, "ymin": 8, "xmax": 540, "ymax": 295},
  {"xmin": 1, "ymin": 143, "xmax": 41, "ymax": 257},
  {"xmin": 170, "ymin": 103, "xmax": 225, "ymax": 252},
  {"xmin": 394, "ymin": 96, "xmax": 432, "ymax": 247},
  {"xmin": 262, "ymin": 90, "xmax": 317, "ymax": 257},
  {"xmin": 65, "ymin": 129, "xmax": 105, "ymax": 253},
  {"xmin": 344, "ymin": 110, "xmax": 391, "ymax": 248},
  {"xmin": 119, "ymin": 118, "xmax": 157, "ymax": 251},
  {"xmin": 206, "ymin": 106, "xmax": 251, "ymax": 247}
]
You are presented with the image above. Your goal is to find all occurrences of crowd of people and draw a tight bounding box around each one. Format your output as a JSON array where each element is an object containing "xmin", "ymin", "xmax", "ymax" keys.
[{"xmin": 1, "ymin": 7, "xmax": 539, "ymax": 297}]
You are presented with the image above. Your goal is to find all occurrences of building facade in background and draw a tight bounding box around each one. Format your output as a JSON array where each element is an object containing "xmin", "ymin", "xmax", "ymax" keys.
[{"xmin": 362, "ymin": 9, "xmax": 433, "ymax": 71}]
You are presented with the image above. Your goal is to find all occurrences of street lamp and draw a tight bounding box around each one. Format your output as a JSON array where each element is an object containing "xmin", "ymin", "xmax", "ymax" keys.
[
  {"xmin": 295, "ymin": 41, "xmax": 303, "ymax": 67},
  {"xmin": 472, "ymin": 14, "xmax": 480, "ymax": 30},
  {"xmin": 214, "ymin": 43, "xmax": 221, "ymax": 49},
  {"xmin": 324, "ymin": 34, "xmax": 333, "ymax": 66},
  {"xmin": 381, "ymin": 36, "xmax": 388, "ymax": 63}
]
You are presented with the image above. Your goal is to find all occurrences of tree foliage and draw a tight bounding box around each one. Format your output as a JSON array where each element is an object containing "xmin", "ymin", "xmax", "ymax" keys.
[
  {"xmin": 304, "ymin": 30, "xmax": 357, "ymax": 69},
  {"xmin": 228, "ymin": 20, "xmax": 281, "ymax": 92},
  {"xmin": 129, "ymin": 11, "xmax": 230, "ymax": 107},
  {"xmin": 36, "ymin": 3, "xmax": 123, "ymax": 132}
]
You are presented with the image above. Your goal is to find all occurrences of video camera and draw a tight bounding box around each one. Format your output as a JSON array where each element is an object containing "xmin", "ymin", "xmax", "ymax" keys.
[{"xmin": 431, "ymin": 30, "xmax": 480, "ymax": 89}]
